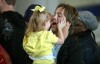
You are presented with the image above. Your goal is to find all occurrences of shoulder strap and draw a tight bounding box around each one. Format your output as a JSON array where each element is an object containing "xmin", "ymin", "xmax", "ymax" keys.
[
  {"xmin": 91, "ymin": 31, "xmax": 97, "ymax": 45},
  {"xmin": 91, "ymin": 31, "xmax": 95, "ymax": 40}
]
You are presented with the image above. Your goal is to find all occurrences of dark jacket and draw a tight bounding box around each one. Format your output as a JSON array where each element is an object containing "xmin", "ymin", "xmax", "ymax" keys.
[
  {"xmin": 0, "ymin": 11, "xmax": 32, "ymax": 64},
  {"xmin": 78, "ymin": 30, "xmax": 97, "ymax": 64},
  {"xmin": 57, "ymin": 34, "xmax": 83, "ymax": 64}
]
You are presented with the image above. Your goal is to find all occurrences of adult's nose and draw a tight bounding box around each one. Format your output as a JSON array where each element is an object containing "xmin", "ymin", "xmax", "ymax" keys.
[{"xmin": 54, "ymin": 14, "xmax": 58, "ymax": 19}]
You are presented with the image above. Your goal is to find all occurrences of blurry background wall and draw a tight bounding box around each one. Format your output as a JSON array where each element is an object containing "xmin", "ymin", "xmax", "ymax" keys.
[{"xmin": 15, "ymin": 0, "xmax": 100, "ymax": 44}]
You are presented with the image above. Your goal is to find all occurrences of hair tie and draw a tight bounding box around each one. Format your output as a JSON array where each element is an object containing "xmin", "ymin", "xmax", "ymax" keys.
[{"xmin": 31, "ymin": 6, "xmax": 45, "ymax": 12}]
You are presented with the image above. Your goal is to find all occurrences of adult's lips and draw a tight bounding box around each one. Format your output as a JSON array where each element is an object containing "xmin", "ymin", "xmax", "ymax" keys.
[{"xmin": 51, "ymin": 22, "xmax": 57, "ymax": 28}]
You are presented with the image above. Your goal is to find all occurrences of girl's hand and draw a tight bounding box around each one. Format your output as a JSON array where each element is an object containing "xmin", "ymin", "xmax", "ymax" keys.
[
  {"xmin": 57, "ymin": 15, "xmax": 66, "ymax": 29},
  {"xmin": 66, "ymin": 21, "xmax": 71, "ymax": 30}
]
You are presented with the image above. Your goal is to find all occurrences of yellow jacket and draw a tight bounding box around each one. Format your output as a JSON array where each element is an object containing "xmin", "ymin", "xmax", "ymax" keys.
[{"xmin": 23, "ymin": 31, "xmax": 58, "ymax": 57}]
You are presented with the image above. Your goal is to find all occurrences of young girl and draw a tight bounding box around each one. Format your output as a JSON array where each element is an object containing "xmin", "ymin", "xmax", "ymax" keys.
[{"xmin": 23, "ymin": 6, "xmax": 67, "ymax": 64}]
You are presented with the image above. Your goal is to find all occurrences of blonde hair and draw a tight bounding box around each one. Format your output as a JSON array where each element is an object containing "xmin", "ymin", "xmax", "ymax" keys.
[{"xmin": 25, "ymin": 11, "xmax": 51, "ymax": 36}]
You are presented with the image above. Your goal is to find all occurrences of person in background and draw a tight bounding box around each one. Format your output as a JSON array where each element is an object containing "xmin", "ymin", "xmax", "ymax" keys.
[
  {"xmin": 51, "ymin": 3, "xmax": 83, "ymax": 64},
  {"xmin": 23, "ymin": 5, "xmax": 70, "ymax": 64},
  {"xmin": 0, "ymin": 44, "xmax": 12, "ymax": 64},
  {"xmin": 24, "ymin": 4, "xmax": 41, "ymax": 23},
  {"xmin": 0, "ymin": 0, "xmax": 31, "ymax": 64},
  {"xmin": 75, "ymin": 11, "xmax": 98, "ymax": 64}
]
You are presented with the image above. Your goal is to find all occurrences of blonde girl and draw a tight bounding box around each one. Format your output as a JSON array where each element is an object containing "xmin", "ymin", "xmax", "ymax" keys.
[{"xmin": 23, "ymin": 6, "xmax": 67, "ymax": 64}]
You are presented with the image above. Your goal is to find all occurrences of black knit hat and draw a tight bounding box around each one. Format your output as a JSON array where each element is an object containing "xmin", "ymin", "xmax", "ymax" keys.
[{"xmin": 24, "ymin": 4, "xmax": 41, "ymax": 22}]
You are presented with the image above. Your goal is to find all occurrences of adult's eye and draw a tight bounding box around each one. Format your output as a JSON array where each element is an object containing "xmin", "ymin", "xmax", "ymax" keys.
[{"xmin": 58, "ymin": 14, "xmax": 63, "ymax": 17}]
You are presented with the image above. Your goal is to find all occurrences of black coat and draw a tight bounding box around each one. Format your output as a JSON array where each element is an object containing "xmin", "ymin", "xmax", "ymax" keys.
[
  {"xmin": 0, "ymin": 11, "xmax": 32, "ymax": 64},
  {"xmin": 57, "ymin": 35, "xmax": 83, "ymax": 64},
  {"xmin": 78, "ymin": 30, "xmax": 97, "ymax": 64}
]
